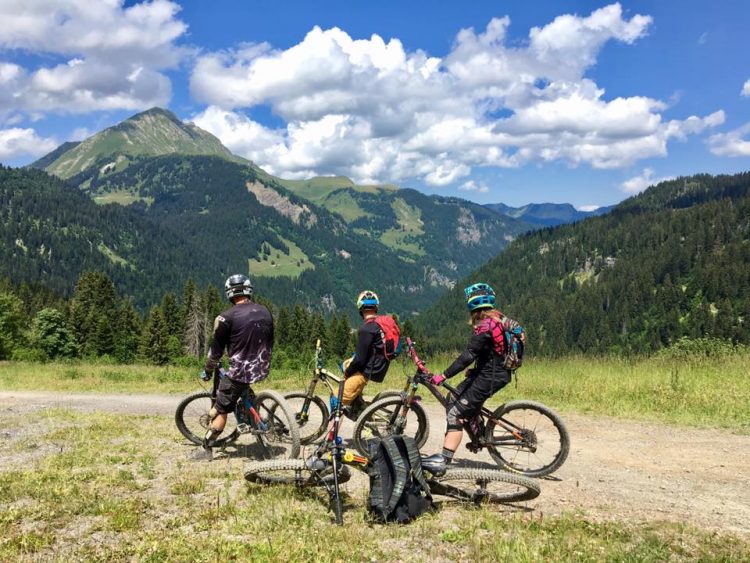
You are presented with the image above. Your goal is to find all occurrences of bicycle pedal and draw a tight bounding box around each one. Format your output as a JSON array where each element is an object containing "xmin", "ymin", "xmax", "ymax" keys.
[
  {"xmin": 237, "ymin": 423, "xmax": 251, "ymax": 434},
  {"xmin": 465, "ymin": 442, "xmax": 481, "ymax": 454}
]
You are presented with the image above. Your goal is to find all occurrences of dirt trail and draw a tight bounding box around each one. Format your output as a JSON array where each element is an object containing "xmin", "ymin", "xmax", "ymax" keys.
[{"xmin": 2, "ymin": 390, "xmax": 749, "ymax": 535}]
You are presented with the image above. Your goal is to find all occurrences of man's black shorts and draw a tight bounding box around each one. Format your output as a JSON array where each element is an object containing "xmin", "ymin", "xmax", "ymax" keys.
[{"xmin": 213, "ymin": 376, "xmax": 247, "ymax": 414}]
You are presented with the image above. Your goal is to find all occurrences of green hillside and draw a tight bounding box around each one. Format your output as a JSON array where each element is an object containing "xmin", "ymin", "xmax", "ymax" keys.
[
  {"xmin": 76, "ymin": 154, "xmax": 527, "ymax": 316},
  {"xmin": 0, "ymin": 165, "xmax": 227, "ymax": 307},
  {"xmin": 419, "ymin": 172, "xmax": 750, "ymax": 355}
]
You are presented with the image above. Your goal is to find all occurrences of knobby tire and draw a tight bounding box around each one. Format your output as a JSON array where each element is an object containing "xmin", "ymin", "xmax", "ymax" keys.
[
  {"xmin": 174, "ymin": 391, "xmax": 239, "ymax": 447},
  {"xmin": 485, "ymin": 400, "xmax": 570, "ymax": 478},
  {"xmin": 244, "ymin": 458, "xmax": 352, "ymax": 487},
  {"xmin": 283, "ymin": 392, "xmax": 330, "ymax": 445},
  {"xmin": 253, "ymin": 390, "xmax": 301, "ymax": 459},
  {"xmin": 352, "ymin": 396, "xmax": 430, "ymax": 456},
  {"xmin": 429, "ymin": 467, "xmax": 540, "ymax": 504}
]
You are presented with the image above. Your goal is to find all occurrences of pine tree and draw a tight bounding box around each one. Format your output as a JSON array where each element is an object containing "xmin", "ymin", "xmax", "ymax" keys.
[
  {"xmin": 68, "ymin": 271, "xmax": 117, "ymax": 357},
  {"xmin": 183, "ymin": 283, "xmax": 205, "ymax": 358},
  {"xmin": 0, "ymin": 292, "xmax": 25, "ymax": 360},
  {"xmin": 161, "ymin": 292, "xmax": 181, "ymax": 335},
  {"xmin": 115, "ymin": 298, "xmax": 142, "ymax": 363},
  {"xmin": 139, "ymin": 306, "xmax": 169, "ymax": 365}
]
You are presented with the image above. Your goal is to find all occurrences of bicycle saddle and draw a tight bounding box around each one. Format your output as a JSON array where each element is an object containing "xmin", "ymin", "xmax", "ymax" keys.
[{"xmin": 420, "ymin": 454, "xmax": 446, "ymax": 477}]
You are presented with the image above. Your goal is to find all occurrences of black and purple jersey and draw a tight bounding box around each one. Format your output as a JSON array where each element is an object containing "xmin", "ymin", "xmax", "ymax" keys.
[{"xmin": 205, "ymin": 302, "xmax": 274, "ymax": 384}]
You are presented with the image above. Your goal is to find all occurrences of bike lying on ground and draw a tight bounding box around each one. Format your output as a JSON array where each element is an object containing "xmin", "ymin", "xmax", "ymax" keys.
[
  {"xmin": 283, "ymin": 339, "xmax": 403, "ymax": 444},
  {"xmin": 245, "ymin": 376, "xmax": 540, "ymax": 525},
  {"xmin": 175, "ymin": 368, "xmax": 300, "ymax": 459},
  {"xmin": 352, "ymin": 338, "xmax": 570, "ymax": 478}
]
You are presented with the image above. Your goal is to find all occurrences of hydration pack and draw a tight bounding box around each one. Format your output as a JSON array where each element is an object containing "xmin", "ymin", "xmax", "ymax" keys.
[
  {"xmin": 367, "ymin": 435, "xmax": 433, "ymax": 523},
  {"xmin": 367, "ymin": 315, "xmax": 402, "ymax": 361},
  {"xmin": 475, "ymin": 313, "xmax": 525, "ymax": 371},
  {"xmin": 501, "ymin": 326, "xmax": 525, "ymax": 371}
]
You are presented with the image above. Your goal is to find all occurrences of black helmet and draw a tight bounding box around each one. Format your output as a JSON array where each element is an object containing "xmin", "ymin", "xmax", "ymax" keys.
[{"xmin": 224, "ymin": 274, "xmax": 253, "ymax": 301}]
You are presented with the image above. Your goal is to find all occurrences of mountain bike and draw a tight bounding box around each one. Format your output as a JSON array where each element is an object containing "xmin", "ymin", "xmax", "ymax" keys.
[
  {"xmin": 283, "ymin": 339, "xmax": 403, "ymax": 444},
  {"xmin": 175, "ymin": 368, "xmax": 300, "ymax": 459},
  {"xmin": 352, "ymin": 338, "xmax": 570, "ymax": 478},
  {"xmin": 245, "ymin": 377, "xmax": 540, "ymax": 525}
]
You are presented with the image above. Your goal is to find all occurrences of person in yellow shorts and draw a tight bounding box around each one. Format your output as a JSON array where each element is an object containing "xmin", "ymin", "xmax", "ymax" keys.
[{"xmin": 341, "ymin": 290, "xmax": 392, "ymax": 419}]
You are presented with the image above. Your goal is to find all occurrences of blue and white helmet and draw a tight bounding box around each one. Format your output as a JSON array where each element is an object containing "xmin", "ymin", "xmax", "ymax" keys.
[
  {"xmin": 356, "ymin": 289, "xmax": 379, "ymax": 311},
  {"xmin": 224, "ymin": 274, "xmax": 253, "ymax": 300},
  {"xmin": 465, "ymin": 282, "xmax": 495, "ymax": 311}
]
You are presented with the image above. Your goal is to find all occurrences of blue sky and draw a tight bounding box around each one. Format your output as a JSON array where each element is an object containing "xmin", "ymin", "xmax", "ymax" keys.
[{"xmin": 1, "ymin": 1, "xmax": 749, "ymax": 208}]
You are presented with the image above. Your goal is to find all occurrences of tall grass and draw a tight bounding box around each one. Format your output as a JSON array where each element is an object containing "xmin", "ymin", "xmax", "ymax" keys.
[{"xmin": 1, "ymin": 351, "xmax": 748, "ymax": 429}]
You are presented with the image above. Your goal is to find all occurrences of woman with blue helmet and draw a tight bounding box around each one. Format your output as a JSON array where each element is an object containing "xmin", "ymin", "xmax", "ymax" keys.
[{"xmin": 429, "ymin": 282, "xmax": 525, "ymax": 464}]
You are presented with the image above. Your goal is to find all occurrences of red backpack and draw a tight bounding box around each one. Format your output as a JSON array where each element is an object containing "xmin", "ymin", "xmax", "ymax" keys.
[{"xmin": 367, "ymin": 315, "xmax": 402, "ymax": 361}]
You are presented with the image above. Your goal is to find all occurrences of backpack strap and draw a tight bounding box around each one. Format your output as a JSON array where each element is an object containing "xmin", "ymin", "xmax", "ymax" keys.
[
  {"xmin": 402, "ymin": 436, "xmax": 432, "ymax": 500},
  {"xmin": 382, "ymin": 436, "xmax": 409, "ymax": 516}
]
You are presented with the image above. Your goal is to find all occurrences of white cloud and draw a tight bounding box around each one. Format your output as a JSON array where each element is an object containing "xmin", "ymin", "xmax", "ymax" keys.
[
  {"xmin": 577, "ymin": 204, "xmax": 601, "ymax": 212},
  {"xmin": 620, "ymin": 168, "xmax": 674, "ymax": 194},
  {"xmin": 0, "ymin": 0, "xmax": 187, "ymax": 113},
  {"xmin": 190, "ymin": 3, "xmax": 722, "ymax": 186},
  {"xmin": 708, "ymin": 123, "xmax": 750, "ymax": 157},
  {"xmin": 698, "ymin": 32, "xmax": 708, "ymax": 45},
  {"xmin": 0, "ymin": 127, "xmax": 57, "ymax": 160},
  {"xmin": 742, "ymin": 80, "xmax": 750, "ymax": 97},
  {"xmin": 459, "ymin": 180, "xmax": 490, "ymax": 193}
]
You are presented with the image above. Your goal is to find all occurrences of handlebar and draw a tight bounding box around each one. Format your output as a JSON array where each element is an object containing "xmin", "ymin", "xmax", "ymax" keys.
[{"xmin": 405, "ymin": 337, "xmax": 431, "ymax": 376}]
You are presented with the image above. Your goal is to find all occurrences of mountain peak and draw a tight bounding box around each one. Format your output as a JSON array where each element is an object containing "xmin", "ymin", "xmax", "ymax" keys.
[{"xmin": 38, "ymin": 107, "xmax": 248, "ymax": 179}]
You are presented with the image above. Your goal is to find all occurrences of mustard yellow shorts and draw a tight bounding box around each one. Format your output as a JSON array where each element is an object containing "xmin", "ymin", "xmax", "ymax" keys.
[{"xmin": 341, "ymin": 357, "xmax": 368, "ymax": 405}]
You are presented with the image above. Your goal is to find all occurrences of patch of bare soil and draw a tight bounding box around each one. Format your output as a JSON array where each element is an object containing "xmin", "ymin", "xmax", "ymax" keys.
[{"xmin": 2, "ymin": 390, "xmax": 748, "ymax": 535}]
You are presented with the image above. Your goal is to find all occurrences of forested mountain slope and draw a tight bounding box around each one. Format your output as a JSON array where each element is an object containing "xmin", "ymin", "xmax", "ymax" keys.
[
  {"xmin": 0, "ymin": 166, "xmax": 226, "ymax": 307},
  {"xmin": 77, "ymin": 154, "xmax": 530, "ymax": 315},
  {"xmin": 419, "ymin": 172, "xmax": 750, "ymax": 355}
]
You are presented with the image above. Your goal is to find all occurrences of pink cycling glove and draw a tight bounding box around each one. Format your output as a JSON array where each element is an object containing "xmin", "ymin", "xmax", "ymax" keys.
[{"xmin": 430, "ymin": 373, "xmax": 446, "ymax": 386}]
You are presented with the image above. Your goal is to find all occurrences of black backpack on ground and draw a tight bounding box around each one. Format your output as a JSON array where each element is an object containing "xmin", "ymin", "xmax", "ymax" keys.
[{"xmin": 367, "ymin": 435, "xmax": 433, "ymax": 523}]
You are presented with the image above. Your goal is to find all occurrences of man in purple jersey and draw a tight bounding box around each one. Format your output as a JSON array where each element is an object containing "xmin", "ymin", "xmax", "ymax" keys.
[{"xmin": 194, "ymin": 274, "xmax": 274, "ymax": 461}]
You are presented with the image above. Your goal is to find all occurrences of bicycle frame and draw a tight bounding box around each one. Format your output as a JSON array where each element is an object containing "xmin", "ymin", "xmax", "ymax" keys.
[
  {"xmin": 294, "ymin": 340, "xmax": 343, "ymax": 421},
  {"xmin": 210, "ymin": 368, "xmax": 267, "ymax": 434},
  {"xmin": 403, "ymin": 338, "xmax": 529, "ymax": 448}
]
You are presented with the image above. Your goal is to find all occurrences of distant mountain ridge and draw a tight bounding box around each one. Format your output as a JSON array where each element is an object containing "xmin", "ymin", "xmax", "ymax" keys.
[{"xmin": 485, "ymin": 202, "xmax": 613, "ymax": 227}]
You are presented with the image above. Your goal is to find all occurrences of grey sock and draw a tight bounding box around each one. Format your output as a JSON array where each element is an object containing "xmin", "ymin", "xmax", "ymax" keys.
[{"xmin": 441, "ymin": 447, "xmax": 455, "ymax": 464}]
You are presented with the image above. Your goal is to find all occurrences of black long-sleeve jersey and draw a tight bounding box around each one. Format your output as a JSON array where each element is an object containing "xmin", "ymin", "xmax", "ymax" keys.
[
  {"xmin": 205, "ymin": 301, "xmax": 274, "ymax": 384},
  {"xmin": 344, "ymin": 319, "xmax": 389, "ymax": 382},
  {"xmin": 443, "ymin": 314, "xmax": 522, "ymax": 380}
]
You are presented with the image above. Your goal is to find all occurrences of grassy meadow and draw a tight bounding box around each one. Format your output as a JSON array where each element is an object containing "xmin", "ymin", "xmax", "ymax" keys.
[{"xmin": 1, "ymin": 408, "xmax": 748, "ymax": 562}]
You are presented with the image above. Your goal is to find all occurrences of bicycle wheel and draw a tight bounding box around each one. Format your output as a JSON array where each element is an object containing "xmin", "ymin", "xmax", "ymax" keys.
[
  {"xmin": 244, "ymin": 458, "xmax": 352, "ymax": 487},
  {"xmin": 175, "ymin": 391, "xmax": 239, "ymax": 447},
  {"xmin": 429, "ymin": 467, "xmax": 540, "ymax": 504},
  {"xmin": 485, "ymin": 400, "xmax": 570, "ymax": 478},
  {"xmin": 252, "ymin": 391, "xmax": 301, "ymax": 459},
  {"xmin": 283, "ymin": 392, "xmax": 329, "ymax": 445},
  {"xmin": 352, "ymin": 396, "xmax": 429, "ymax": 456}
]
